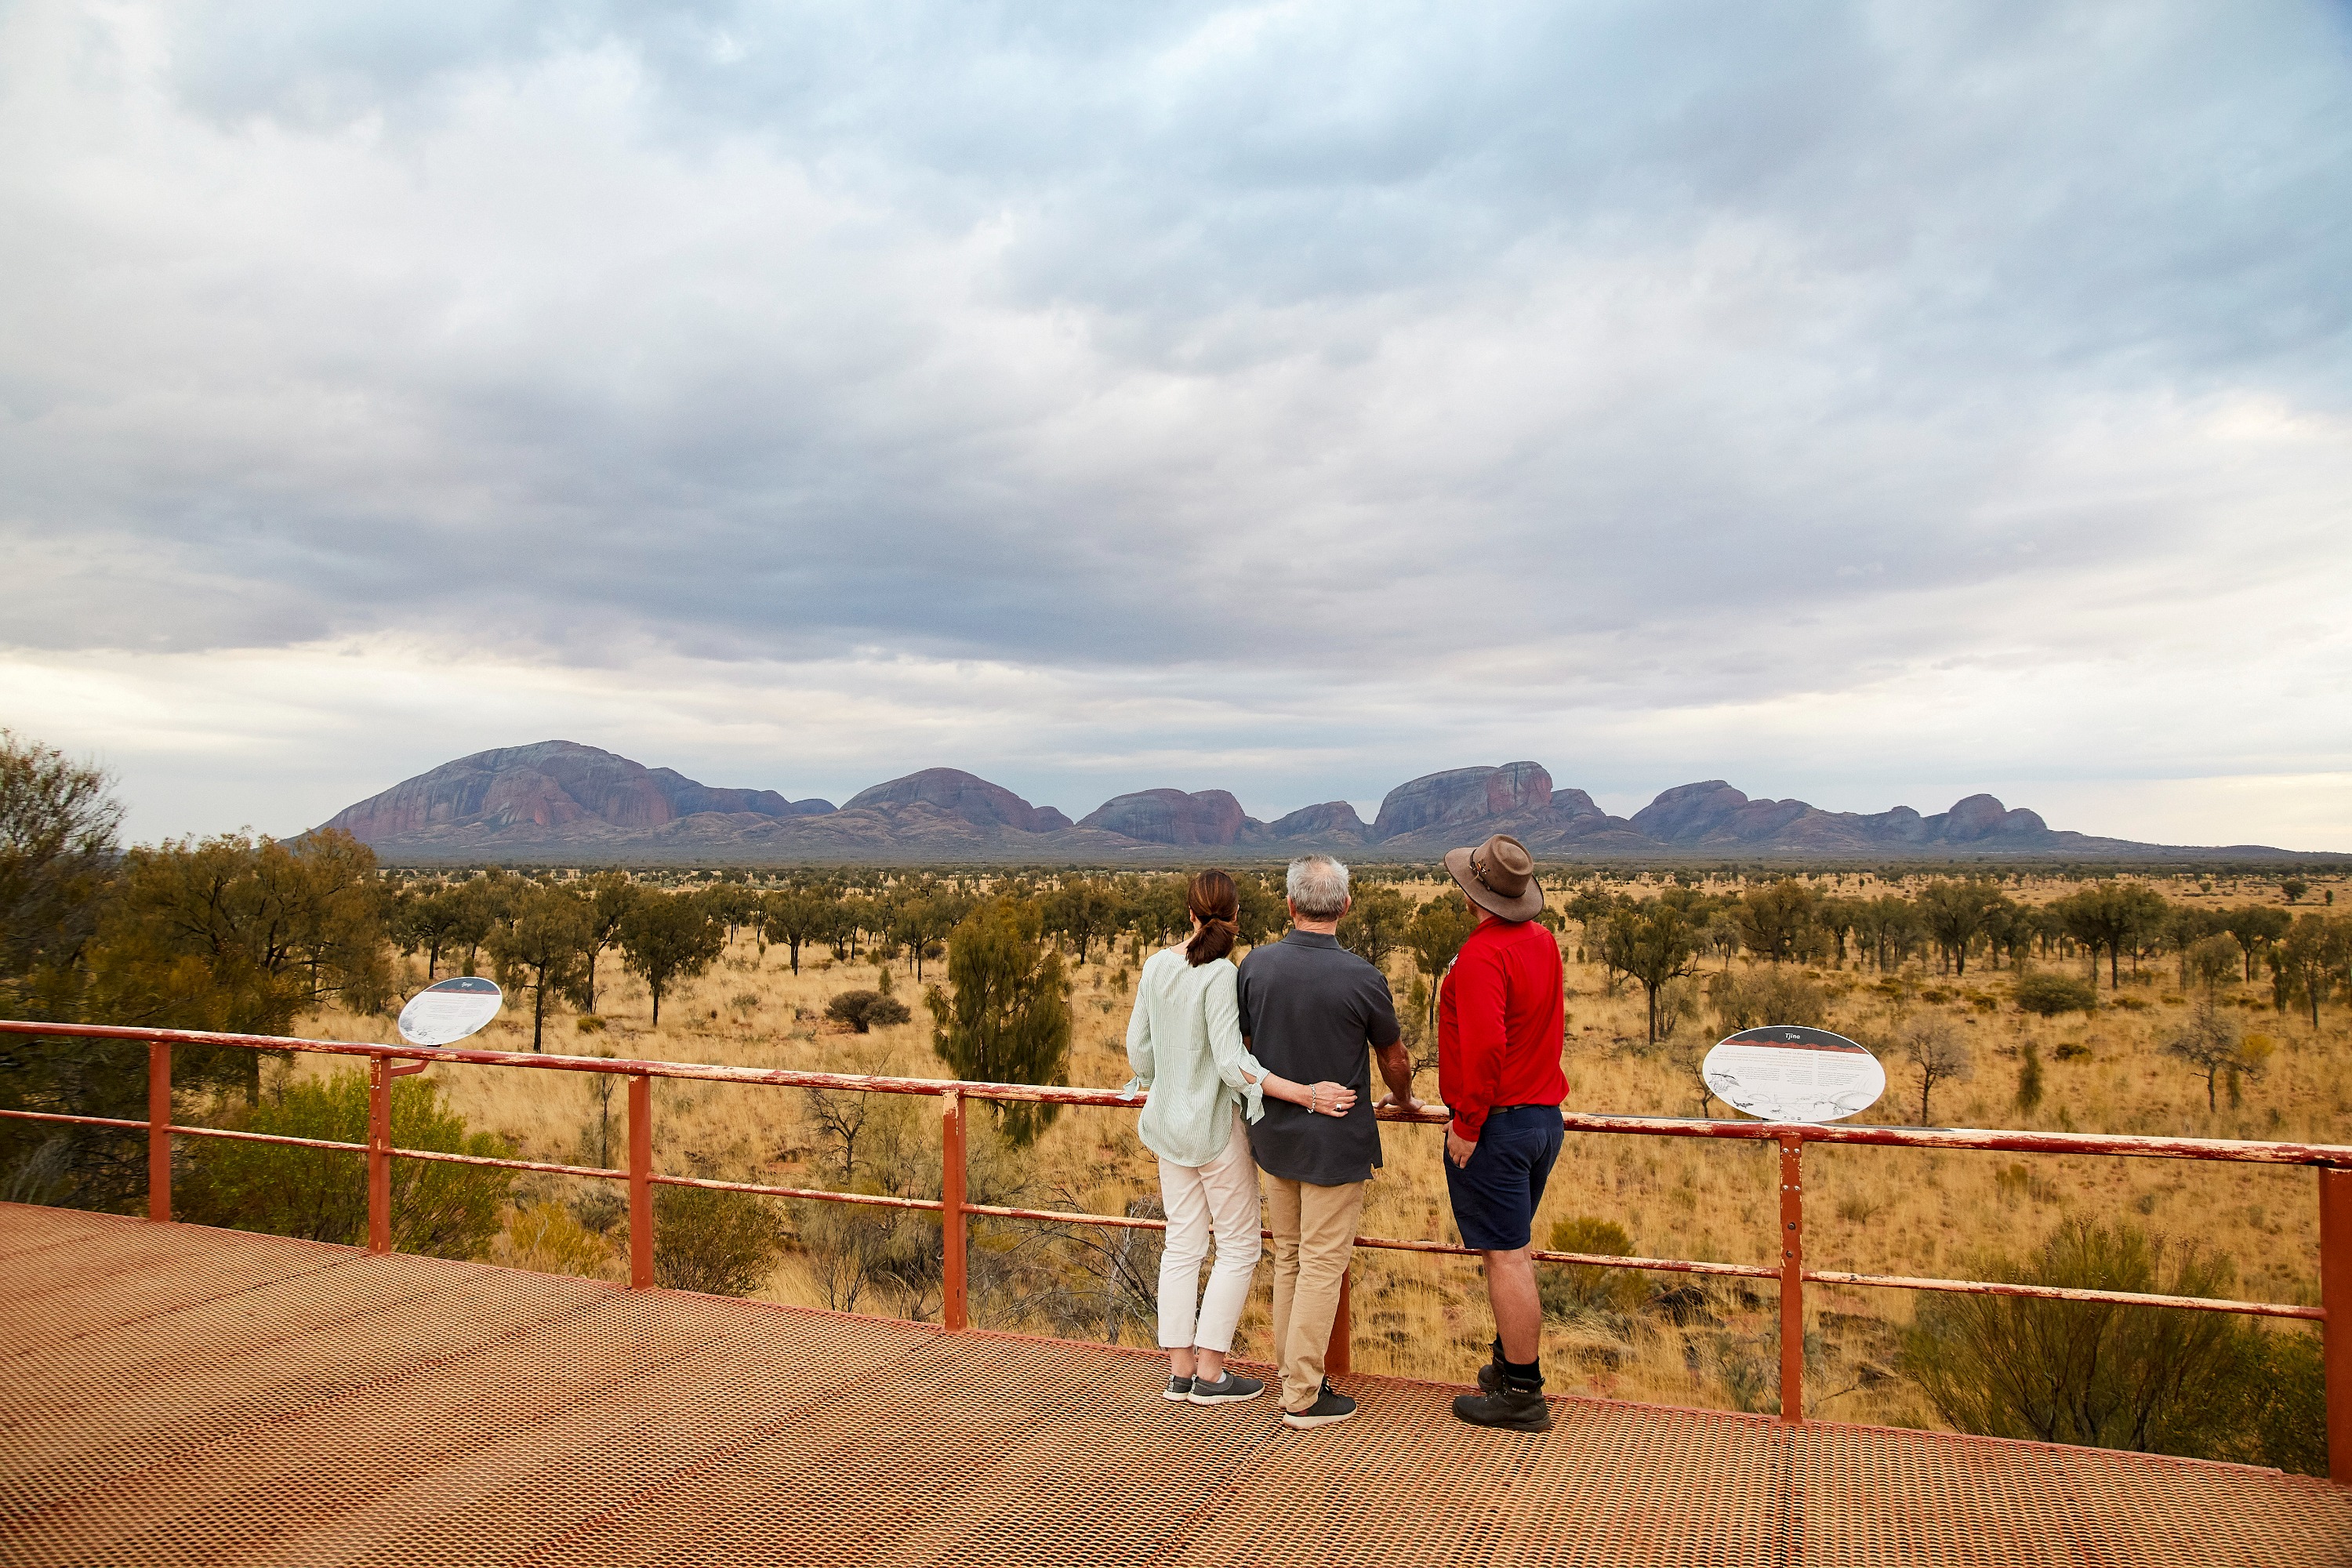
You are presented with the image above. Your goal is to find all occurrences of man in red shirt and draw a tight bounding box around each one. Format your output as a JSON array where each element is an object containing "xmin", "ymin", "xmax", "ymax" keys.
[{"xmin": 1432, "ymin": 833, "xmax": 1567, "ymax": 1432}]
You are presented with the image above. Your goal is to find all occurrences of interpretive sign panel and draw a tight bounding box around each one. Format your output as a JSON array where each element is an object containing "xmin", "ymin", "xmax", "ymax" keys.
[
  {"xmin": 1703, "ymin": 1025, "xmax": 1885, "ymax": 1123},
  {"xmin": 397, "ymin": 976, "xmax": 503, "ymax": 1047}
]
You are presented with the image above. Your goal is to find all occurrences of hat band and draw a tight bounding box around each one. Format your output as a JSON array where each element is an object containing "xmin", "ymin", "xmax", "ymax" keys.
[{"xmin": 1469, "ymin": 848, "xmax": 1523, "ymax": 898}]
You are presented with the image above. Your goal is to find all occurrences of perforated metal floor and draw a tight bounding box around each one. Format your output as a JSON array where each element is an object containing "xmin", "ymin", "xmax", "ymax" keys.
[{"xmin": 0, "ymin": 1203, "xmax": 2343, "ymax": 1566}]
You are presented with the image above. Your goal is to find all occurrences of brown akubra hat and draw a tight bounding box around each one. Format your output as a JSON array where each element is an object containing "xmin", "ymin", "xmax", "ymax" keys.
[{"xmin": 1444, "ymin": 833, "xmax": 1544, "ymax": 922}]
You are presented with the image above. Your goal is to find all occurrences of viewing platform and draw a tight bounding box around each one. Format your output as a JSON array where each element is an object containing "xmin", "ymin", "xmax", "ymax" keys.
[{"xmin": 3, "ymin": 1203, "xmax": 2346, "ymax": 1567}]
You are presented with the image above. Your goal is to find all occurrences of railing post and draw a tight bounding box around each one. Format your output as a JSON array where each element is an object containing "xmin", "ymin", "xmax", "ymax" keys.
[
  {"xmin": 1325, "ymin": 1266, "xmax": 1352, "ymax": 1377},
  {"xmin": 366, "ymin": 1054, "xmax": 392, "ymax": 1254},
  {"xmin": 1778, "ymin": 1134, "xmax": 1804, "ymax": 1425},
  {"xmin": 941, "ymin": 1090, "xmax": 967, "ymax": 1331},
  {"xmin": 2322, "ymin": 1166, "xmax": 2350, "ymax": 1485},
  {"xmin": 147, "ymin": 1040, "xmax": 172, "ymax": 1223},
  {"xmin": 628, "ymin": 1073, "xmax": 654, "ymax": 1289}
]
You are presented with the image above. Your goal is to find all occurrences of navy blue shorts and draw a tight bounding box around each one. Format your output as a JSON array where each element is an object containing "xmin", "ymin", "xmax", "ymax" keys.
[{"xmin": 1444, "ymin": 1105, "xmax": 1564, "ymax": 1251}]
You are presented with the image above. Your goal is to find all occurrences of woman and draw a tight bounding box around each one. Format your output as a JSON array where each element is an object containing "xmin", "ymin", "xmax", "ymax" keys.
[{"xmin": 1126, "ymin": 869, "xmax": 1358, "ymax": 1405}]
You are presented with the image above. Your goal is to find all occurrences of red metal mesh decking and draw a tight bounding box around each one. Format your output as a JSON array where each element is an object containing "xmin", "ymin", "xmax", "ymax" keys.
[{"xmin": 1, "ymin": 1203, "xmax": 2343, "ymax": 1567}]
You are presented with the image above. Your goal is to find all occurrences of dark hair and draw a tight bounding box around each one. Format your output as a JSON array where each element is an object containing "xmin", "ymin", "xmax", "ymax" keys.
[{"xmin": 1185, "ymin": 869, "xmax": 1240, "ymax": 967}]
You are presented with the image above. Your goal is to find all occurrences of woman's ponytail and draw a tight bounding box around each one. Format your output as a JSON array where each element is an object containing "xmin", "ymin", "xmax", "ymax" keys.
[{"xmin": 1185, "ymin": 869, "xmax": 1240, "ymax": 966}]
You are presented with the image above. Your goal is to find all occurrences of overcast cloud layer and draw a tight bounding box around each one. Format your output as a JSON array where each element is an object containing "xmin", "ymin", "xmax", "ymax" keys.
[{"xmin": 2, "ymin": 1, "xmax": 2348, "ymax": 847}]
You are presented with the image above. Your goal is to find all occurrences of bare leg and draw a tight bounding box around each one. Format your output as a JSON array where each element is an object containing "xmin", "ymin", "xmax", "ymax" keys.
[
  {"xmin": 1195, "ymin": 1348, "xmax": 1225, "ymax": 1381},
  {"xmin": 1483, "ymin": 1246, "xmax": 1543, "ymax": 1363},
  {"xmin": 1170, "ymin": 1347, "xmax": 1196, "ymax": 1380}
]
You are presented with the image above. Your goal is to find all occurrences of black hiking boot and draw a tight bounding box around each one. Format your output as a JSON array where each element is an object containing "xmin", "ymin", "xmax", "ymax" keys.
[
  {"xmin": 1475, "ymin": 1339, "xmax": 1507, "ymax": 1395},
  {"xmin": 1452, "ymin": 1380, "xmax": 1553, "ymax": 1433}
]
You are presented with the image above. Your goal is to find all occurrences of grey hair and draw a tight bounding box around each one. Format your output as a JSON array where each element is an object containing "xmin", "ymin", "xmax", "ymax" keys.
[{"xmin": 1285, "ymin": 855, "xmax": 1351, "ymax": 920}]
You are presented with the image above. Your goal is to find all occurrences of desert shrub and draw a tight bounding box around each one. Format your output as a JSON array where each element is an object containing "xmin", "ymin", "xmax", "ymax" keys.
[
  {"xmin": 495, "ymin": 1200, "xmax": 615, "ymax": 1279},
  {"xmin": 645, "ymin": 1183, "xmax": 789, "ymax": 1294},
  {"xmin": 2241, "ymin": 1328, "xmax": 2326, "ymax": 1476},
  {"xmin": 2004, "ymin": 968, "xmax": 2098, "ymax": 1020},
  {"xmin": 1537, "ymin": 1215, "xmax": 1650, "ymax": 1316},
  {"xmin": 1707, "ymin": 968, "xmax": 1831, "ymax": 1033},
  {"xmin": 1902, "ymin": 1218, "xmax": 2305, "ymax": 1469},
  {"xmin": 826, "ymin": 989, "xmax": 913, "ymax": 1032},
  {"xmin": 176, "ymin": 1068, "xmax": 510, "ymax": 1259}
]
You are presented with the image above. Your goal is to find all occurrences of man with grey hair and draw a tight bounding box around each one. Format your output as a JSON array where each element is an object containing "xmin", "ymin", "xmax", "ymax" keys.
[{"xmin": 1236, "ymin": 855, "xmax": 1423, "ymax": 1428}]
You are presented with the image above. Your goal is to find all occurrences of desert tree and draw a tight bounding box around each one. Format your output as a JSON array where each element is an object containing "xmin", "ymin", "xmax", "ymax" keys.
[
  {"xmin": 2269, "ymin": 914, "xmax": 2350, "ymax": 1029},
  {"xmin": 760, "ymin": 884, "xmax": 833, "ymax": 975},
  {"xmin": 1042, "ymin": 877, "xmax": 1121, "ymax": 965},
  {"xmin": 1896, "ymin": 1013, "xmax": 1974, "ymax": 1124},
  {"xmin": 1917, "ymin": 878, "xmax": 2010, "ymax": 978},
  {"xmin": 1599, "ymin": 898, "xmax": 1702, "ymax": 1045},
  {"xmin": 2161, "ymin": 996, "xmax": 2270, "ymax": 1112},
  {"xmin": 618, "ymin": 891, "xmax": 725, "ymax": 1026},
  {"xmin": 575, "ymin": 872, "xmax": 640, "ymax": 1011},
  {"xmin": 1404, "ymin": 894, "xmax": 1479, "ymax": 1031},
  {"xmin": 2223, "ymin": 906, "xmax": 2291, "ymax": 983},
  {"xmin": 2183, "ymin": 934, "xmax": 2242, "ymax": 994},
  {"xmin": 1730, "ymin": 879, "xmax": 1820, "ymax": 964},
  {"xmin": 1335, "ymin": 884, "xmax": 1411, "ymax": 968},
  {"xmin": 0, "ymin": 729, "xmax": 122, "ymax": 1018},
  {"xmin": 2050, "ymin": 882, "xmax": 2171, "ymax": 989},
  {"xmin": 488, "ymin": 884, "xmax": 591, "ymax": 1051},
  {"xmin": 924, "ymin": 898, "xmax": 1071, "ymax": 1145},
  {"xmin": 389, "ymin": 887, "xmax": 472, "ymax": 981}
]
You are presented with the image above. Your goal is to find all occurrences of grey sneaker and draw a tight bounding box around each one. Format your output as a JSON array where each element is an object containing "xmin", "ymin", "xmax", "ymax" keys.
[
  {"xmin": 1188, "ymin": 1370, "xmax": 1264, "ymax": 1405},
  {"xmin": 1163, "ymin": 1375, "xmax": 1194, "ymax": 1402},
  {"xmin": 1281, "ymin": 1379, "xmax": 1358, "ymax": 1430}
]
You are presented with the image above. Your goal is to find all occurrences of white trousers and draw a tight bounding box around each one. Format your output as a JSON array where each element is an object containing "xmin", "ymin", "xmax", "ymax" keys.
[{"xmin": 1156, "ymin": 1112, "xmax": 1263, "ymax": 1354}]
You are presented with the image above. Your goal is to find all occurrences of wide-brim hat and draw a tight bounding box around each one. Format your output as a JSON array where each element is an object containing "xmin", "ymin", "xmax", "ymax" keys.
[{"xmin": 1444, "ymin": 833, "xmax": 1544, "ymax": 922}]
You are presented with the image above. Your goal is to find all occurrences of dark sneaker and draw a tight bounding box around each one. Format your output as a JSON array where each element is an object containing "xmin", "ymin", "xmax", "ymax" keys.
[
  {"xmin": 1163, "ymin": 1376, "xmax": 1194, "ymax": 1402},
  {"xmin": 1282, "ymin": 1380, "xmax": 1358, "ymax": 1430},
  {"xmin": 1452, "ymin": 1382, "xmax": 1553, "ymax": 1433},
  {"xmin": 1188, "ymin": 1371, "xmax": 1264, "ymax": 1405}
]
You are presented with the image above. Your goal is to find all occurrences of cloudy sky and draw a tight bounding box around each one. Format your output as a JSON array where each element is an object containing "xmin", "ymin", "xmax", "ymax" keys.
[{"xmin": 2, "ymin": 1, "xmax": 2348, "ymax": 847}]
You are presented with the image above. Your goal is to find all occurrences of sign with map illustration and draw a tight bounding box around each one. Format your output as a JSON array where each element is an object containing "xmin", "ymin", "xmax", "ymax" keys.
[
  {"xmin": 1703, "ymin": 1025, "xmax": 1885, "ymax": 1123},
  {"xmin": 396, "ymin": 976, "xmax": 503, "ymax": 1047}
]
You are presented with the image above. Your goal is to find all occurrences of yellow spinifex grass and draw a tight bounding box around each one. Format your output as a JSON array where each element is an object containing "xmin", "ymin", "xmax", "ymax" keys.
[{"xmin": 296, "ymin": 869, "xmax": 2343, "ymax": 1428}]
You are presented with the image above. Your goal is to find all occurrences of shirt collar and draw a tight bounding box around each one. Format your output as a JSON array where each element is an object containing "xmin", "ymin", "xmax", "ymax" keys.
[{"xmin": 1283, "ymin": 930, "xmax": 1341, "ymax": 949}]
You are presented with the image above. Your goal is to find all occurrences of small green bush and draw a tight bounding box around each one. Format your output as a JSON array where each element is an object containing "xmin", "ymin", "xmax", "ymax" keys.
[
  {"xmin": 644, "ymin": 1183, "xmax": 789, "ymax": 1295},
  {"xmin": 1903, "ymin": 1218, "xmax": 2320, "ymax": 1474},
  {"xmin": 176, "ymin": 1068, "xmax": 510, "ymax": 1259},
  {"xmin": 2014, "ymin": 971, "xmax": 2100, "ymax": 1016},
  {"xmin": 1538, "ymin": 1216, "xmax": 1650, "ymax": 1316},
  {"xmin": 826, "ymin": 990, "xmax": 913, "ymax": 1032}
]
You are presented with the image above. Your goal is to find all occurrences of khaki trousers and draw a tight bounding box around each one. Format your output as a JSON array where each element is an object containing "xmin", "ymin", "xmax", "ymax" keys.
[{"xmin": 1263, "ymin": 1174, "xmax": 1367, "ymax": 1413}]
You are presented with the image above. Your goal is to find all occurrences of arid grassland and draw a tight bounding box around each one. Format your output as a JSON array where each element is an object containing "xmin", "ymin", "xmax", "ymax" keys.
[{"xmin": 272, "ymin": 867, "xmax": 2342, "ymax": 1465}]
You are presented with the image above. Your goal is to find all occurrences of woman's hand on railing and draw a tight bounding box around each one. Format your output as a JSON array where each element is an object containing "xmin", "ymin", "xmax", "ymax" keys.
[{"xmin": 1256, "ymin": 1073, "xmax": 1356, "ymax": 1116}]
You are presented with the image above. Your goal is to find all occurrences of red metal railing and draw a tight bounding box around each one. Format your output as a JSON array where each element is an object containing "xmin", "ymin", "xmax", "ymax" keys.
[{"xmin": 2, "ymin": 1018, "xmax": 2346, "ymax": 1481}]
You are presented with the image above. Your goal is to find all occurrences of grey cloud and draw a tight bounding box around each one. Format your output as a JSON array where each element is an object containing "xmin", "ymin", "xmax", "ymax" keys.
[{"xmin": 2, "ymin": 0, "xmax": 2348, "ymax": 742}]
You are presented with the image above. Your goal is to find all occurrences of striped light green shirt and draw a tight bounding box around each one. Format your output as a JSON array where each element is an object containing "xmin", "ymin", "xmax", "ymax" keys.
[{"xmin": 1123, "ymin": 946, "xmax": 1270, "ymax": 1167}]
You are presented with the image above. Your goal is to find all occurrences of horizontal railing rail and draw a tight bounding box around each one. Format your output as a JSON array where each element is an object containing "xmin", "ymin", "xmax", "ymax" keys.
[{"xmin": 2, "ymin": 1018, "xmax": 2344, "ymax": 1482}]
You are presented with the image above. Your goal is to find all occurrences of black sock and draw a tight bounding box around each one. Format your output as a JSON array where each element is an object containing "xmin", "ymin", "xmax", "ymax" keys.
[
  {"xmin": 1502, "ymin": 1356, "xmax": 1542, "ymax": 1390},
  {"xmin": 1490, "ymin": 1337, "xmax": 1504, "ymax": 1365}
]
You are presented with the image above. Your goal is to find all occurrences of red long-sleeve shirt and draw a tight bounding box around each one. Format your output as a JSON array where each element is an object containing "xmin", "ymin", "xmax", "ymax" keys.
[{"xmin": 1437, "ymin": 913, "xmax": 1569, "ymax": 1141}]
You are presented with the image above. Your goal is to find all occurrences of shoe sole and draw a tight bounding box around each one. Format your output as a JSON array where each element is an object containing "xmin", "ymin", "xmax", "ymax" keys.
[
  {"xmin": 1162, "ymin": 1389, "xmax": 1192, "ymax": 1402},
  {"xmin": 1189, "ymin": 1388, "xmax": 1261, "ymax": 1406},
  {"xmin": 1280, "ymin": 1407, "xmax": 1356, "ymax": 1429}
]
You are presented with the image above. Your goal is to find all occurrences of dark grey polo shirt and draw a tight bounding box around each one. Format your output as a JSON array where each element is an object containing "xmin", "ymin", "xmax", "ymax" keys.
[{"xmin": 1236, "ymin": 930, "xmax": 1403, "ymax": 1187}]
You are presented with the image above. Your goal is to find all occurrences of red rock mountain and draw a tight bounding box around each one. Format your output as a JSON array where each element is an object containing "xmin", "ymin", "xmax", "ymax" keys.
[
  {"xmin": 320, "ymin": 741, "xmax": 832, "ymax": 843},
  {"xmin": 313, "ymin": 745, "xmax": 2313, "ymax": 863}
]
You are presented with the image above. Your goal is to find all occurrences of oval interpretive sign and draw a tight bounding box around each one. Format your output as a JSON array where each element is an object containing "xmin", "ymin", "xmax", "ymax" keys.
[
  {"xmin": 1703, "ymin": 1025, "xmax": 1886, "ymax": 1123},
  {"xmin": 396, "ymin": 976, "xmax": 503, "ymax": 1048}
]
